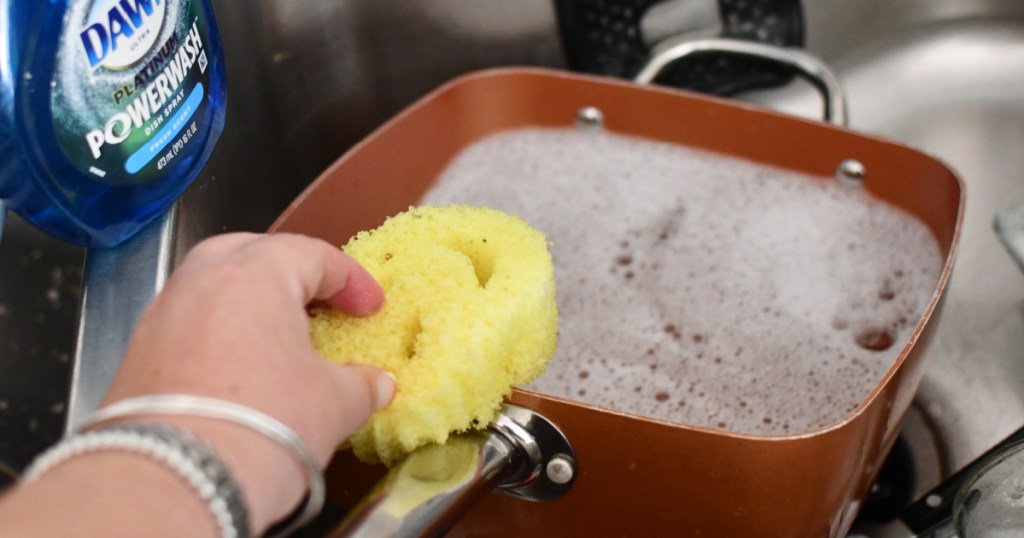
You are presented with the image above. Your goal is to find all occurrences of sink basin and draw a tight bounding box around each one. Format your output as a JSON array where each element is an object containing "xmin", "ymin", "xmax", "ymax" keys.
[
  {"xmin": 752, "ymin": 0, "xmax": 1024, "ymax": 484},
  {"xmin": 0, "ymin": 215, "xmax": 81, "ymax": 474},
  {"xmin": 1, "ymin": 1, "xmax": 1021, "ymax": 533}
]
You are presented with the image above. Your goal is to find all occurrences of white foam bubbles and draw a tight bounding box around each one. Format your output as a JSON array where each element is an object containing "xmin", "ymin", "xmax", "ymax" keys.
[{"xmin": 422, "ymin": 127, "xmax": 943, "ymax": 435}]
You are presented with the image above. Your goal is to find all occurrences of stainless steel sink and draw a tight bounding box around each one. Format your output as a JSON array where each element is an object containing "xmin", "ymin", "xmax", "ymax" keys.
[
  {"xmin": 2, "ymin": 1, "xmax": 1022, "ymax": 533},
  {"xmin": 757, "ymin": 0, "xmax": 1024, "ymax": 478},
  {"xmin": 744, "ymin": 3, "xmax": 1024, "ymax": 533},
  {"xmin": 0, "ymin": 214, "xmax": 81, "ymax": 473}
]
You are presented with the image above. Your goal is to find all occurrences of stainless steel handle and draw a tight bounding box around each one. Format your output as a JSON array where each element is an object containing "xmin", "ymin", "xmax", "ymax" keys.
[
  {"xmin": 634, "ymin": 37, "xmax": 849, "ymax": 127},
  {"xmin": 333, "ymin": 404, "xmax": 577, "ymax": 538},
  {"xmin": 333, "ymin": 431, "xmax": 514, "ymax": 538}
]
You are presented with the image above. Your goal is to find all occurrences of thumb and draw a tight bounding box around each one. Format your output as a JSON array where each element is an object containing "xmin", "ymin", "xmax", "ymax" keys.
[{"xmin": 327, "ymin": 363, "xmax": 397, "ymax": 439}]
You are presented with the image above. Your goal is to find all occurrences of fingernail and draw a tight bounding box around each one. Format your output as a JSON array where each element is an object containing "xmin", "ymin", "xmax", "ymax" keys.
[{"xmin": 376, "ymin": 371, "xmax": 397, "ymax": 409}]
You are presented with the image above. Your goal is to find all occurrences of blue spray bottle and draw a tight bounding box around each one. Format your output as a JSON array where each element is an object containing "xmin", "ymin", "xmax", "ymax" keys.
[{"xmin": 0, "ymin": 0, "xmax": 226, "ymax": 247}]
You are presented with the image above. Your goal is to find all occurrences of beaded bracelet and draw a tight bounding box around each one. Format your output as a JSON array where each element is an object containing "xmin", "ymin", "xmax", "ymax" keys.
[
  {"xmin": 23, "ymin": 423, "xmax": 250, "ymax": 538},
  {"xmin": 84, "ymin": 394, "xmax": 324, "ymax": 538}
]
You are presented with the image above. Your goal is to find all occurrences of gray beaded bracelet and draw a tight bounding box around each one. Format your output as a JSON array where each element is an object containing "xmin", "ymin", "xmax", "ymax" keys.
[
  {"xmin": 84, "ymin": 395, "xmax": 325, "ymax": 538},
  {"xmin": 23, "ymin": 423, "xmax": 250, "ymax": 538}
]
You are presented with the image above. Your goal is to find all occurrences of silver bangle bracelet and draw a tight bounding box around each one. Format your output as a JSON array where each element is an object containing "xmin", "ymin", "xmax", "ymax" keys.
[
  {"xmin": 84, "ymin": 395, "xmax": 324, "ymax": 538},
  {"xmin": 23, "ymin": 423, "xmax": 250, "ymax": 538}
]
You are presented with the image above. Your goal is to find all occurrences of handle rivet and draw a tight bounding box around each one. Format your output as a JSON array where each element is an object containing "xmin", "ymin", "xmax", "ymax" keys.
[
  {"xmin": 546, "ymin": 454, "xmax": 575, "ymax": 485},
  {"xmin": 575, "ymin": 107, "xmax": 604, "ymax": 131},
  {"xmin": 836, "ymin": 159, "xmax": 866, "ymax": 188}
]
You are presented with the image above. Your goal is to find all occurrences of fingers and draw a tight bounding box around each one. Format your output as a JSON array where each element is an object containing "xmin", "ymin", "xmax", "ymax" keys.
[
  {"xmin": 183, "ymin": 232, "xmax": 385, "ymax": 317},
  {"xmin": 327, "ymin": 364, "xmax": 396, "ymax": 439},
  {"xmin": 172, "ymin": 232, "xmax": 394, "ymax": 443},
  {"xmin": 323, "ymin": 261, "xmax": 384, "ymax": 316},
  {"xmin": 242, "ymin": 234, "xmax": 385, "ymax": 316}
]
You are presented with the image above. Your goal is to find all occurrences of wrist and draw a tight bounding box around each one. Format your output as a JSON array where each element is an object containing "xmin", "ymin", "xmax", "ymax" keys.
[
  {"xmin": 135, "ymin": 415, "xmax": 307, "ymax": 533},
  {"xmin": 1, "ymin": 450, "xmax": 219, "ymax": 537},
  {"xmin": 83, "ymin": 395, "xmax": 326, "ymax": 536},
  {"xmin": 5, "ymin": 423, "xmax": 258, "ymax": 538}
]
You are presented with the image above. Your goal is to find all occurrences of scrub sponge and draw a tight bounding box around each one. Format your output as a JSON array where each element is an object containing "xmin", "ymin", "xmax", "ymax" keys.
[{"xmin": 310, "ymin": 205, "xmax": 558, "ymax": 465}]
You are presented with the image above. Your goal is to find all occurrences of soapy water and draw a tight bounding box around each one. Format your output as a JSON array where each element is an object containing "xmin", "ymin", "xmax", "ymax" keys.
[{"xmin": 422, "ymin": 128, "xmax": 943, "ymax": 435}]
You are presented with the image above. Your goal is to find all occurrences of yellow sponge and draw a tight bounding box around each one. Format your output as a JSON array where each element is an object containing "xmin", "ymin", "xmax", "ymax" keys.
[{"xmin": 310, "ymin": 205, "xmax": 558, "ymax": 465}]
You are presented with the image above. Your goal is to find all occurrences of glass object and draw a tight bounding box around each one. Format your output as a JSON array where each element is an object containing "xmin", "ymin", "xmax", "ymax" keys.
[{"xmin": 955, "ymin": 439, "xmax": 1024, "ymax": 537}]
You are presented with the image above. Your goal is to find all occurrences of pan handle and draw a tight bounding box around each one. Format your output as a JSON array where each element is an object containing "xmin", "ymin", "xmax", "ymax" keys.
[
  {"xmin": 634, "ymin": 37, "xmax": 848, "ymax": 127},
  {"xmin": 552, "ymin": 0, "xmax": 806, "ymax": 95},
  {"xmin": 332, "ymin": 404, "xmax": 577, "ymax": 538}
]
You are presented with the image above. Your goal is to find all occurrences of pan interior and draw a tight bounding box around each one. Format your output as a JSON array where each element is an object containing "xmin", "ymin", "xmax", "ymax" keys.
[{"xmin": 421, "ymin": 126, "xmax": 944, "ymax": 436}]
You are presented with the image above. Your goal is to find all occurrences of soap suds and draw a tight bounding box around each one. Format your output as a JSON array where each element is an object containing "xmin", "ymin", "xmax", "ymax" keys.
[{"xmin": 422, "ymin": 128, "xmax": 942, "ymax": 435}]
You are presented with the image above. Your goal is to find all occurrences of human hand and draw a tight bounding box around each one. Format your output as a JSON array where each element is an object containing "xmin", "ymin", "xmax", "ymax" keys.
[{"xmin": 101, "ymin": 232, "xmax": 396, "ymax": 532}]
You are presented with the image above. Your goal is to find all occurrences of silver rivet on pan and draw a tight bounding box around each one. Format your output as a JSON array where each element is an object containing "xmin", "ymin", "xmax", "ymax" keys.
[
  {"xmin": 836, "ymin": 159, "xmax": 866, "ymax": 188},
  {"xmin": 575, "ymin": 107, "xmax": 604, "ymax": 131},
  {"xmin": 546, "ymin": 454, "xmax": 575, "ymax": 485}
]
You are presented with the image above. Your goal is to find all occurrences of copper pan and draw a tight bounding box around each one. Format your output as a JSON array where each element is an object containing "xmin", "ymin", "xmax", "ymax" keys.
[{"xmin": 269, "ymin": 67, "xmax": 963, "ymax": 536}]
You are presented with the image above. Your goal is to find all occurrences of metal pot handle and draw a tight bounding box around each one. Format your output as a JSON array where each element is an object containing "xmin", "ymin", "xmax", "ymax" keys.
[
  {"xmin": 553, "ymin": 0, "xmax": 806, "ymax": 95},
  {"xmin": 332, "ymin": 404, "xmax": 577, "ymax": 538},
  {"xmin": 634, "ymin": 37, "xmax": 849, "ymax": 127}
]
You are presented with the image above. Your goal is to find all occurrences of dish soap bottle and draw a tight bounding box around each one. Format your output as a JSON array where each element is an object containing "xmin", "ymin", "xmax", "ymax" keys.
[{"xmin": 0, "ymin": 0, "xmax": 227, "ymax": 247}]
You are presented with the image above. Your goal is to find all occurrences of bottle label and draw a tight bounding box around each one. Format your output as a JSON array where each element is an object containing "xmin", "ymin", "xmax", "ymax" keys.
[{"xmin": 51, "ymin": 0, "xmax": 214, "ymax": 185}]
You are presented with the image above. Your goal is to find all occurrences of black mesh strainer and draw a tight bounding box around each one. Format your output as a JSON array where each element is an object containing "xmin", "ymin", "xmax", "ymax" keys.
[{"xmin": 553, "ymin": 0, "xmax": 804, "ymax": 95}]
